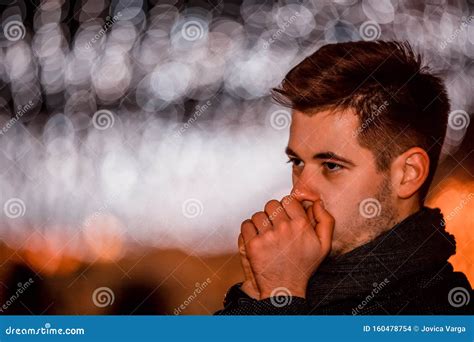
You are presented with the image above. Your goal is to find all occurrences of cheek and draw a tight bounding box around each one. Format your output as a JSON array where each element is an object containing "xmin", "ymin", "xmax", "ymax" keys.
[
  {"xmin": 331, "ymin": 175, "xmax": 386, "ymax": 219},
  {"xmin": 324, "ymin": 192, "xmax": 358, "ymax": 224},
  {"xmin": 320, "ymin": 177, "xmax": 376, "ymax": 221},
  {"xmin": 291, "ymin": 171, "xmax": 297, "ymax": 186}
]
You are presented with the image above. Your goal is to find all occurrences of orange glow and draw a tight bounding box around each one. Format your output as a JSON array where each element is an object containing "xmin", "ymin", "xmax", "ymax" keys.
[
  {"xmin": 83, "ymin": 213, "xmax": 125, "ymax": 262},
  {"xmin": 427, "ymin": 178, "xmax": 474, "ymax": 285},
  {"xmin": 22, "ymin": 230, "xmax": 82, "ymax": 276}
]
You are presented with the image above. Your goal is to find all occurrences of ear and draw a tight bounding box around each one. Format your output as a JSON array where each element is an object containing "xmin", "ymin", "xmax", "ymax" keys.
[{"xmin": 390, "ymin": 147, "xmax": 430, "ymax": 199}]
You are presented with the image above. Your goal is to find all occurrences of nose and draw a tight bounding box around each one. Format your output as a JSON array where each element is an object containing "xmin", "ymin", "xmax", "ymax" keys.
[{"xmin": 290, "ymin": 177, "xmax": 321, "ymax": 206}]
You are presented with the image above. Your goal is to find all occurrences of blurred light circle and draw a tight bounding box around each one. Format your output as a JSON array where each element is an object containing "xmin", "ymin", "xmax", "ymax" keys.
[
  {"xmin": 275, "ymin": 4, "xmax": 316, "ymax": 38},
  {"xmin": 5, "ymin": 42, "xmax": 32, "ymax": 80},
  {"xmin": 150, "ymin": 61, "xmax": 194, "ymax": 102},
  {"xmin": 135, "ymin": 76, "xmax": 171, "ymax": 112},
  {"xmin": 324, "ymin": 19, "xmax": 359, "ymax": 43},
  {"xmin": 362, "ymin": 0, "xmax": 395, "ymax": 24},
  {"xmin": 109, "ymin": 21, "xmax": 137, "ymax": 50}
]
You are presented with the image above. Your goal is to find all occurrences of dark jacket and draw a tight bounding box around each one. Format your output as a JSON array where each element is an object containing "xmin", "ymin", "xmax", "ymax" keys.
[{"xmin": 215, "ymin": 207, "xmax": 474, "ymax": 315}]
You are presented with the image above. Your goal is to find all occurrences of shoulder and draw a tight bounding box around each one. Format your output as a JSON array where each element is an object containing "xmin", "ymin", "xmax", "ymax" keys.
[{"xmin": 392, "ymin": 264, "xmax": 473, "ymax": 314}]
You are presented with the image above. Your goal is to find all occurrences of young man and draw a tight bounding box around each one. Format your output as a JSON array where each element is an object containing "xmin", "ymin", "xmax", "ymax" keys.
[{"xmin": 215, "ymin": 41, "xmax": 473, "ymax": 315}]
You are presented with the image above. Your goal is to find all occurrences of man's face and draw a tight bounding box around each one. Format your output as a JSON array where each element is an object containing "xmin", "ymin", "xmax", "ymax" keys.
[{"xmin": 287, "ymin": 109, "xmax": 398, "ymax": 255}]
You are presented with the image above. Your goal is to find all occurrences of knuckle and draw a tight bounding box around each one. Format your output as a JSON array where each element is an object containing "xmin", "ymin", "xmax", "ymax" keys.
[
  {"xmin": 247, "ymin": 238, "xmax": 260, "ymax": 251},
  {"xmin": 264, "ymin": 200, "xmax": 279, "ymax": 212},
  {"xmin": 276, "ymin": 221, "xmax": 291, "ymax": 232},
  {"xmin": 240, "ymin": 219, "xmax": 252, "ymax": 230},
  {"xmin": 262, "ymin": 230, "xmax": 275, "ymax": 242},
  {"xmin": 293, "ymin": 216, "xmax": 308, "ymax": 227},
  {"xmin": 251, "ymin": 212, "xmax": 263, "ymax": 222}
]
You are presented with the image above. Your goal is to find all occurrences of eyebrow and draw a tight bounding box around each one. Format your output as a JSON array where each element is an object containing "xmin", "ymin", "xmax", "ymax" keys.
[{"xmin": 285, "ymin": 147, "xmax": 355, "ymax": 166}]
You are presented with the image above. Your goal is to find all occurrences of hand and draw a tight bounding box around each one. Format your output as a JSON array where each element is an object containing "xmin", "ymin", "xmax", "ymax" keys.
[
  {"xmin": 238, "ymin": 233, "xmax": 260, "ymax": 299},
  {"xmin": 241, "ymin": 197, "xmax": 334, "ymax": 299}
]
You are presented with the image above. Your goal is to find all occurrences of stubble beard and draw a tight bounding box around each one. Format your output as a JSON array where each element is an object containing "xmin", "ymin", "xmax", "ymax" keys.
[{"xmin": 329, "ymin": 176, "xmax": 399, "ymax": 257}]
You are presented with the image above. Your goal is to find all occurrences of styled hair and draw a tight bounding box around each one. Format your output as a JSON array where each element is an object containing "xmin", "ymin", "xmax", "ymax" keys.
[{"xmin": 272, "ymin": 41, "xmax": 450, "ymax": 202}]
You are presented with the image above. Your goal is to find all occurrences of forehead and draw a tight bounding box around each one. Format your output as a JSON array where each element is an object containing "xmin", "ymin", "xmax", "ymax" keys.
[{"xmin": 288, "ymin": 109, "xmax": 371, "ymax": 160}]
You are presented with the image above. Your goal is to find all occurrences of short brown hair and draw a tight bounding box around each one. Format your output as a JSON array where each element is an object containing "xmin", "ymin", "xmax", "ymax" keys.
[{"xmin": 272, "ymin": 41, "xmax": 450, "ymax": 202}]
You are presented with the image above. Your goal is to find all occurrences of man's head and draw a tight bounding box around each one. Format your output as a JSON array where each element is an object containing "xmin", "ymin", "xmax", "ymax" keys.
[{"xmin": 273, "ymin": 41, "xmax": 449, "ymax": 255}]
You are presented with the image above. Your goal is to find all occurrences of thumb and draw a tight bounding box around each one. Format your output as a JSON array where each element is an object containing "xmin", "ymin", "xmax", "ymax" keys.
[{"xmin": 312, "ymin": 200, "xmax": 335, "ymax": 253}]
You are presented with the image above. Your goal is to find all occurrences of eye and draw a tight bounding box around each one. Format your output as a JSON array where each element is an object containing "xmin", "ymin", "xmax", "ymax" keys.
[
  {"xmin": 322, "ymin": 162, "xmax": 343, "ymax": 172},
  {"xmin": 287, "ymin": 157, "xmax": 304, "ymax": 168}
]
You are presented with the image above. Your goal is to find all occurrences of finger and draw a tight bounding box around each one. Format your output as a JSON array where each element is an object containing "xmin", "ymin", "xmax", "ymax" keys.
[
  {"xmin": 312, "ymin": 200, "xmax": 335, "ymax": 252},
  {"xmin": 264, "ymin": 200, "xmax": 290, "ymax": 225},
  {"xmin": 241, "ymin": 219, "xmax": 258, "ymax": 245},
  {"xmin": 251, "ymin": 211, "xmax": 272, "ymax": 233},
  {"xmin": 281, "ymin": 195, "xmax": 307, "ymax": 220},
  {"xmin": 305, "ymin": 206, "xmax": 316, "ymax": 227},
  {"xmin": 238, "ymin": 234, "xmax": 260, "ymax": 298},
  {"xmin": 238, "ymin": 233, "xmax": 246, "ymax": 255}
]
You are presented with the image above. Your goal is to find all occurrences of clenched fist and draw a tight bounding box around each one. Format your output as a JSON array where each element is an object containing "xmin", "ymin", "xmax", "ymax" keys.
[{"xmin": 240, "ymin": 196, "xmax": 334, "ymax": 299}]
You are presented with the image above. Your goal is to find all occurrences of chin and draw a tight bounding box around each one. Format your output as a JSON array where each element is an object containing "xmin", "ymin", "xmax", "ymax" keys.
[{"xmin": 329, "ymin": 239, "xmax": 346, "ymax": 257}]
